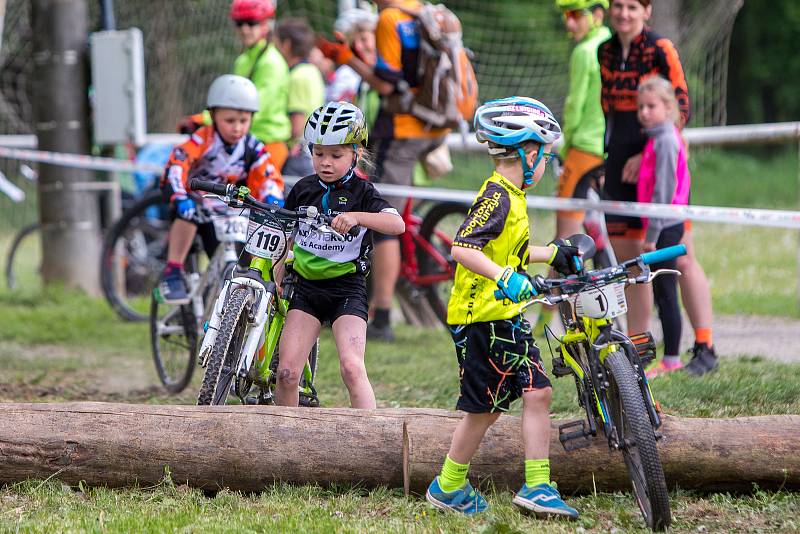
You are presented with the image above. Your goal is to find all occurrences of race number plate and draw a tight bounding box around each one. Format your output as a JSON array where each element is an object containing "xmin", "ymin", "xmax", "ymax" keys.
[
  {"xmin": 212, "ymin": 215, "xmax": 248, "ymax": 243},
  {"xmin": 245, "ymin": 210, "xmax": 292, "ymax": 259},
  {"xmin": 574, "ymin": 283, "xmax": 627, "ymax": 319}
]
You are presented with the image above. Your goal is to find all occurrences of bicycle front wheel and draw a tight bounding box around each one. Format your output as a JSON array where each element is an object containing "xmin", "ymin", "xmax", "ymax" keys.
[
  {"xmin": 604, "ymin": 350, "xmax": 671, "ymax": 531},
  {"xmin": 197, "ymin": 287, "xmax": 252, "ymax": 406},
  {"xmin": 417, "ymin": 202, "xmax": 469, "ymax": 325},
  {"xmin": 150, "ymin": 294, "xmax": 198, "ymax": 394},
  {"xmin": 101, "ymin": 190, "xmax": 168, "ymax": 322},
  {"xmin": 5, "ymin": 223, "xmax": 41, "ymax": 291}
]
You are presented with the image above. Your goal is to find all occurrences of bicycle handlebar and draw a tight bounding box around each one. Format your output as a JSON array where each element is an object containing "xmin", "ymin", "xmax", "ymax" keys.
[
  {"xmin": 189, "ymin": 179, "xmax": 360, "ymax": 237},
  {"xmin": 640, "ymin": 244, "xmax": 687, "ymax": 266},
  {"xmin": 493, "ymin": 245, "xmax": 688, "ymax": 302}
]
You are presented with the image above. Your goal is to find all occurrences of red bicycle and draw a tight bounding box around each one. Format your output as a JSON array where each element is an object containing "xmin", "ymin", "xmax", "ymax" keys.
[{"xmin": 393, "ymin": 198, "xmax": 469, "ymax": 327}]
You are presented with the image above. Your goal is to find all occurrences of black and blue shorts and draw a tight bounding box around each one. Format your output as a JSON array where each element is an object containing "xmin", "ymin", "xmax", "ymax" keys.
[{"xmin": 450, "ymin": 315, "xmax": 552, "ymax": 413}]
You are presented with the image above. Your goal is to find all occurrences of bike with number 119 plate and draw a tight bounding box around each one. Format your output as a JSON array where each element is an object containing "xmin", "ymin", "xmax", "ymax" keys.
[{"xmin": 190, "ymin": 179, "xmax": 359, "ymax": 406}]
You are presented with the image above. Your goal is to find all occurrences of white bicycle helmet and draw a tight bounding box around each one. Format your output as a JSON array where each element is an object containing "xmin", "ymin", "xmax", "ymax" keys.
[
  {"xmin": 474, "ymin": 97, "xmax": 561, "ymax": 186},
  {"xmin": 303, "ymin": 101, "xmax": 368, "ymax": 147},
  {"xmin": 206, "ymin": 74, "xmax": 259, "ymax": 113},
  {"xmin": 334, "ymin": 8, "xmax": 378, "ymax": 39}
]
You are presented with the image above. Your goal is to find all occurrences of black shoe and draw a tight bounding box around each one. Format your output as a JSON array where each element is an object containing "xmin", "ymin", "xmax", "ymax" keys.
[
  {"xmin": 366, "ymin": 322, "xmax": 395, "ymax": 342},
  {"xmin": 156, "ymin": 267, "xmax": 189, "ymax": 305},
  {"xmin": 684, "ymin": 342, "xmax": 718, "ymax": 376}
]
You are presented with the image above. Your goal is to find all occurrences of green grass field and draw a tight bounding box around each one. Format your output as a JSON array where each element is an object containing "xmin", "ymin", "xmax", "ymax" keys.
[
  {"xmin": 1, "ymin": 287, "xmax": 799, "ymax": 532},
  {"xmin": 0, "ymin": 147, "xmax": 799, "ymax": 532}
]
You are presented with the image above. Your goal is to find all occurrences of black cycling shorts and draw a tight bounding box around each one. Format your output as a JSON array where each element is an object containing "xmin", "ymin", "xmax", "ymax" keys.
[
  {"xmin": 450, "ymin": 316, "xmax": 552, "ymax": 413},
  {"xmin": 289, "ymin": 273, "xmax": 369, "ymax": 324}
]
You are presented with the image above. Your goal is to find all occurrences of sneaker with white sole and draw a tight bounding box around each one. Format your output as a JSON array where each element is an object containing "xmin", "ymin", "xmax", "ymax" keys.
[
  {"xmin": 425, "ymin": 476, "xmax": 488, "ymax": 515},
  {"xmin": 512, "ymin": 483, "xmax": 579, "ymax": 519}
]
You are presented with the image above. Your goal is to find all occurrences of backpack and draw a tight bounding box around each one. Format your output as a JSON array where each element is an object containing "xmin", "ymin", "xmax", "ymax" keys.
[{"xmin": 387, "ymin": 2, "xmax": 479, "ymax": 131}]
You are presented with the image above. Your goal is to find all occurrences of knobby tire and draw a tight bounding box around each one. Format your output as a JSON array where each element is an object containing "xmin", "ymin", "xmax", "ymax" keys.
[
  {"xmin": 197, "ymin": 287, "xmax": 252, "ymax": 406},
  {"xmin": 150, "ymin": 294, "xmax": 197, "ymax": 394},
  {"xmin": 100, "ymin": 190, "xmax": 166, "ymax": 322},
  {"xmin": 605, "ymin": 350, "xmax": 671, "ymax": 531}
]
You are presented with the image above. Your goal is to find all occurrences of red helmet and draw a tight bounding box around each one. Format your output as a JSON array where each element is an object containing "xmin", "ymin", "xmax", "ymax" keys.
[{"xmin": 229, "ymin": 0, "xmax": 275, "ymax": 21}]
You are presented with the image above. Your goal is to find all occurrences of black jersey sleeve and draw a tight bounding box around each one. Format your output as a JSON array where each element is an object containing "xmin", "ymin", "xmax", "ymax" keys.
[
  {"xmin": 452, "ymin": 182, "xmax": 510, "ymax": 250},
  {"xmin": 361, "ymin": 180, "xmax": 398, "ymax": 215}
]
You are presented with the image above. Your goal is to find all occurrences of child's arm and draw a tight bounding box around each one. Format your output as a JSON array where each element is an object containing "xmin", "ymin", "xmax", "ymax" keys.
[
  {"xmin": 646, "ymin": 132, "xmax": 680, "ymax": 247},
  {"xmin": 331, "ymin": 211, "xmax": 404, "ymax": 236},
  {"xmin": 451, "ymin": 245, "xmax": 503, "ymax": 281}
]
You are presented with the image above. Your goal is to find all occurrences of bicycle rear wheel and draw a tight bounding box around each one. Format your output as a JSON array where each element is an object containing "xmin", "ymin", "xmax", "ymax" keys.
[
  {"xmin": 5, "ymin": 223, "xmax": 41, "ymax": 291},
  {"xmin": 416, "ymin": 202, "xmax": 469, "ymax": 325},
  {"xmin": 101, "ymin": 190, "xmax": 168, "ymax": 322},
  {"xmin": 604, "ymin": 350, "xmax": 671, "ymax": 531},
  {"xmin": 197, "ymin": 287, "xmax": 252, "ymax": 406},
  {"xmin": 150, "ymin": 294, "xmax": 198, "ymax": 394}
]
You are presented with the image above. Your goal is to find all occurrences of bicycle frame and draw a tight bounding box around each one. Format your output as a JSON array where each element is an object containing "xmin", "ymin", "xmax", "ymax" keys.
[
  {"xmin": 552, "ymin": 313, "xmax": 661, "ymax": 445},
  {"xmin": 398, "ymin": 199, "xmax": 457, "ymax": 287}
]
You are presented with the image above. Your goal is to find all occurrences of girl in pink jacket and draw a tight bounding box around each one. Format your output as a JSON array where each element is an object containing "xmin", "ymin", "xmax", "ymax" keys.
[{"xmin": 637, "ymin": 75, "xmax": 689, "ymax": 377}]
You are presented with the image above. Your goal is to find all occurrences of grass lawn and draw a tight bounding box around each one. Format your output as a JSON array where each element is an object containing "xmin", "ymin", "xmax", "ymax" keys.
[{"xmin": 1, "ymin": 288, "xmax": 799, "ymax": 532}]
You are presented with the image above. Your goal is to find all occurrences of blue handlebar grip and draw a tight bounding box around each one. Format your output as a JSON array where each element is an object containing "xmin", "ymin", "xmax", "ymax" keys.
[
  {"xmin": 640, "ymin": 244, "xmax": 687, "ymax": 265},
  {"xmin": 494, "ymin": 289, "xmax": 505, "ymax": 300}
]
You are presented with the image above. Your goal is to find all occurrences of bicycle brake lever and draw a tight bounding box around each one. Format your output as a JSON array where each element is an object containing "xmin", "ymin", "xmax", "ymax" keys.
[
  {"xmin": 202, "ymin": 193, "xmax": 227, "ymax": 202},
  {"xmin": 646, "ymin": 268, "xmax": 682, "ymax": 283}
]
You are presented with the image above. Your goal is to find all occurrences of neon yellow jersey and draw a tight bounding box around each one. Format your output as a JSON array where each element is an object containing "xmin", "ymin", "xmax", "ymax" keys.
[
  {"xmin": 447, "ymin": 172, "xmax": 530, "ymax": 325},
  {"xmin": 233, "ymin": 41, "xmax": 291, "ymax": 144}
]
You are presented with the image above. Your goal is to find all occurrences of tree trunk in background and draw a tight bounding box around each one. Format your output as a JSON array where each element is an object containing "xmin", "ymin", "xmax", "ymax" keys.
[
  {"xmin": 31, "ymin": 0, "xmax": 101, "ymax": 294},
  {"xmin": 650, "ymin": 0, "xmax": 682, "ymax": 45},
  {"xmin": 0, "ymin": 403, "xmax": 798, "ymax": 495}
]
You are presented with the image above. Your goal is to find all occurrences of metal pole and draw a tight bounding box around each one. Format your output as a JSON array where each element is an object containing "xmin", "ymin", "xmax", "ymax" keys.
[
  {"xmin": 797, "ymin": 137, "xmax": 800, "ymax": 310},
  {"xmin": 31, "ymin": 0, "xmax": 101, "ymax": 295},
  {"xmin": 99, "ymin": 0, "xmax": 115, "ymax": 31}
]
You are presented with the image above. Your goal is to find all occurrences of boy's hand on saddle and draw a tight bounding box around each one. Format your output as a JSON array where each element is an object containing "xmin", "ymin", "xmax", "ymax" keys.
[
  {"xmin": 547, "ymin": 239, "xmax": 583, "ymax": 276},
  {"xmin": 495, "ymin": 267, "xmax": 535, "ymax": 303},
  {"xmin": 316, "ymin": 36, "xmax": 353, "ymax": 66}
]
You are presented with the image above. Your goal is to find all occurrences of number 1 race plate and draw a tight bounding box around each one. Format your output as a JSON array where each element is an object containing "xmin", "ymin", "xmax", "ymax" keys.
[
  {"xmin": 245, "ymin": 210, "xmax": 289, "ymax": 259},
  {"xmin": 212, "ymin": 215, "xmax": 248, "ymax": 243},
  {"xmin": 574, "ymin": 282, "xmax": 627, "ymax": 319}
]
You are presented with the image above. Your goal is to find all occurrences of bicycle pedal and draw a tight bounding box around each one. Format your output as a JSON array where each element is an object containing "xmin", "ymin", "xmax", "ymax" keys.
[
  {"xmin": 558, "ymin": 420, "xmax": 592, "ymax": 451},
  {"xmin": 551, "ymin": 355, "xmax": 572, "ymax": 378},
  {"xmin": 629, "ymin": 332, "xmax": 657, "ymax": 365}
]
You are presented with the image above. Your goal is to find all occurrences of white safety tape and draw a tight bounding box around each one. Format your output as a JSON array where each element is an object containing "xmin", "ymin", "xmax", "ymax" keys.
[{"xmin": 1, "ymin": 145, "xmax": 798, "ymax": 230}]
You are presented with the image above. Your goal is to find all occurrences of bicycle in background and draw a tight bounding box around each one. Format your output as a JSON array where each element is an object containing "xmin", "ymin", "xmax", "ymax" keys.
[{"xmin": 510, "ymin": 234, "xmax": 686, "ymax": 531}]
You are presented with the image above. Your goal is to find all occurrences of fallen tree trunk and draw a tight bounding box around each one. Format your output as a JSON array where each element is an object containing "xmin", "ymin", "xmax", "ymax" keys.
[{"xmin": 0, "ymin": 402, "xmax": 797, "ymax": 495}]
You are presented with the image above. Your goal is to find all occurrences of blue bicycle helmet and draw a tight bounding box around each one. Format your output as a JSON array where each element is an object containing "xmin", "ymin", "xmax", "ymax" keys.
[{"xmin": 474, "ymin": 97, "xmax": 562, "ymax": 187}]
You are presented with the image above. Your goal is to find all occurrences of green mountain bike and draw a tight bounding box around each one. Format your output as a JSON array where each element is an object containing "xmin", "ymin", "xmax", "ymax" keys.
[
  {"xmin": 190, "ymin": 179, "xmax": 357, "ymax": 406},
  {"xmin": 516, "ymin": 234, "xmax": 686, "ymax": 531}
]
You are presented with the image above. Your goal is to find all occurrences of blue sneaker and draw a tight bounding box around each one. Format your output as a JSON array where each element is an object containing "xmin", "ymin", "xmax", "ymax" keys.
[
  {"xmin": 512, "ymin": 483, "xmax": 579, "ymax": 519},
  {"xmin": 426, "ymin": 477, "xmax": 488, "ymax": 515},
  {"xmin": 156, "ymin": 267, "xmax": 189, "ymax": 305}
]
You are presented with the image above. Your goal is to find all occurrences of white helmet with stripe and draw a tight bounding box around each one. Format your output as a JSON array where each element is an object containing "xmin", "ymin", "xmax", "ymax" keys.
[{"xmin": 303, "ymin": 101, "xmax": 369, "ymax": 147}]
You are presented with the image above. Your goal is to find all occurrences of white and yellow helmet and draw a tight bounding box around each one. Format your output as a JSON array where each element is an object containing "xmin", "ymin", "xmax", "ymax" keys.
[{"xmin": 303, "ymin": 101, "xmax": 369, "ymax": 148}]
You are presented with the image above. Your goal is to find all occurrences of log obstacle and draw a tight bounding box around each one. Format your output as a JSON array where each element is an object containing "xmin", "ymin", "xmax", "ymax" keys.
[{"xmin": 0, "ymin": 402, "xmax": 797, "ymax": 494}]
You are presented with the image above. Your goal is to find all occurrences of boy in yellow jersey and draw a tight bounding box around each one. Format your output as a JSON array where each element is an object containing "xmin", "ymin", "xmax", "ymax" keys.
[{"xmin": 425, "ymin": 97, "xmax": 582, "ymax": 518}]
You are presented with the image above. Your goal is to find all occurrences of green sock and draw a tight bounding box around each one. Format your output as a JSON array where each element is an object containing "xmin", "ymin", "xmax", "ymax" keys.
[
  {"xmin": 439, "ymin": 455, "xmax": 469, "ymax": 492},
  {"xmin": 525, "ymin": 459, "xmax": 550, "ymax": 487}
]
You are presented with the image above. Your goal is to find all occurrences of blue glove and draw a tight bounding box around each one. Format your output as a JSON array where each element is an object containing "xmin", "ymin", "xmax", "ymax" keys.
[
  {"xmin": 547, "ymin": 239, "xmax": 583, "ymax": 275},
  {"xmin": 495, "ymin": 267, "xmax": 535, "ymax": 303},
  {"xmin": 175, "ymin": 196, "xmax": 196, "ymax": 220}
]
